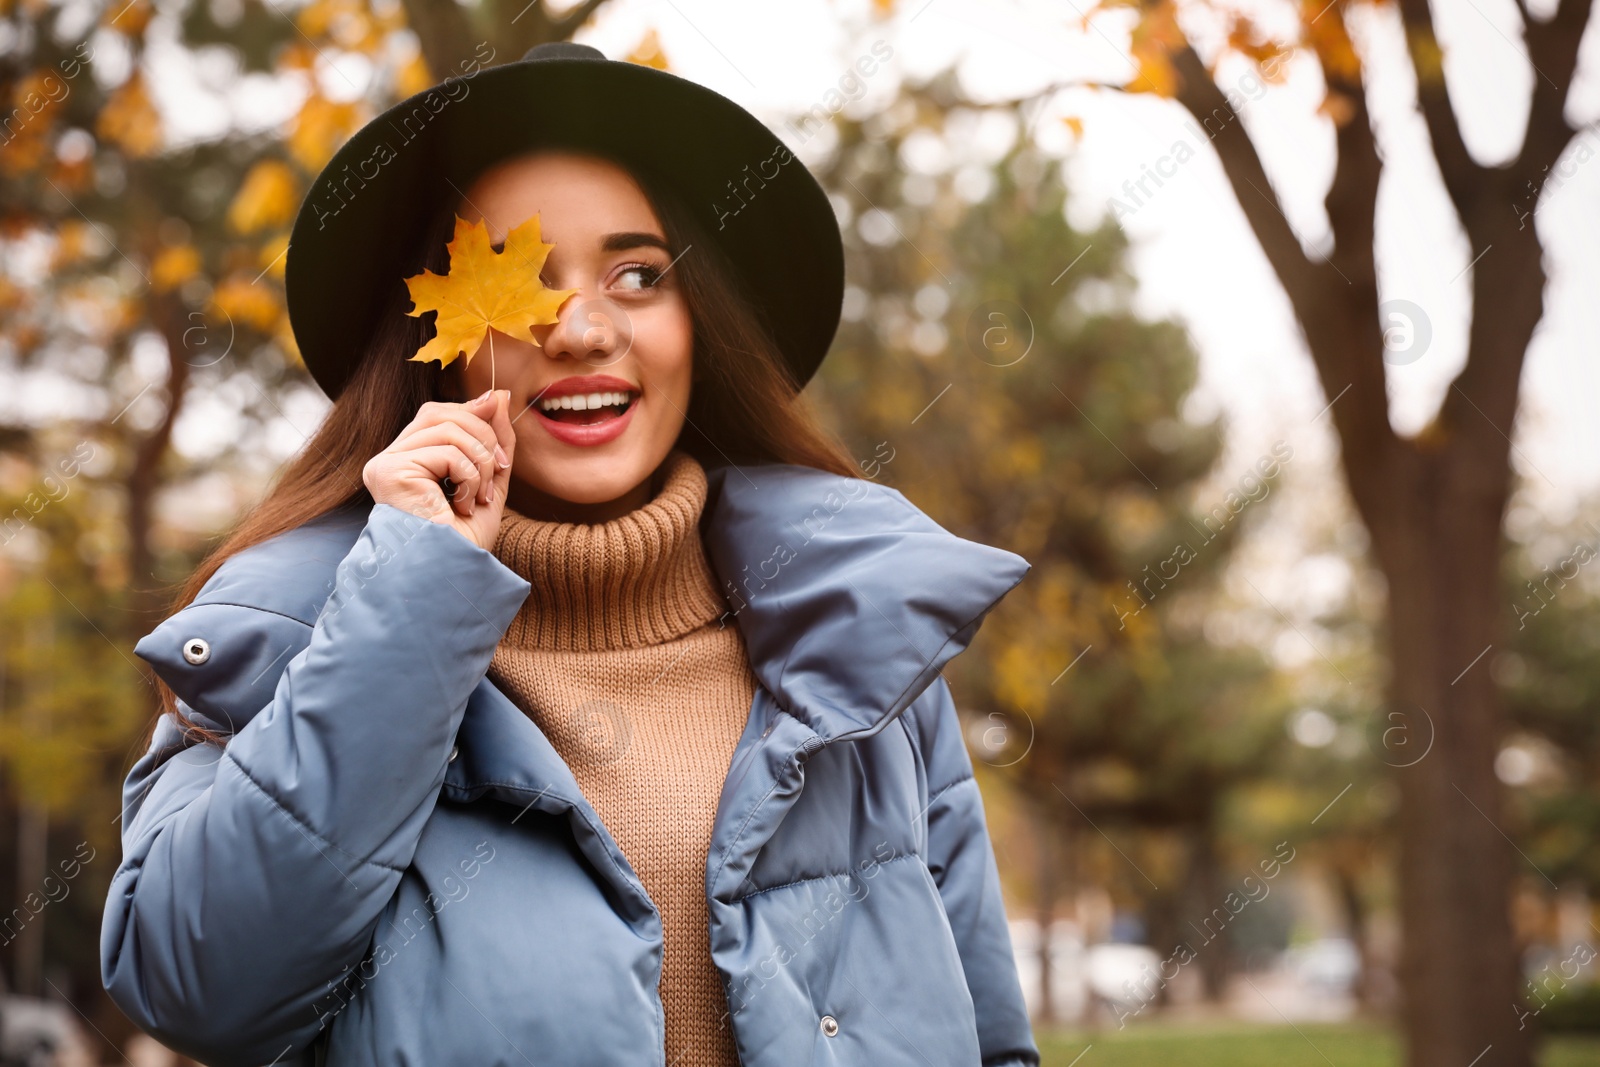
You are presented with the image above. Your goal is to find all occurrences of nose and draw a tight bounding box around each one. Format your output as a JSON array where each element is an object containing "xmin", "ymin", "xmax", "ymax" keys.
[{"xmin": 533, "ymin": 293, "xmax": 633, "ymax": 369}]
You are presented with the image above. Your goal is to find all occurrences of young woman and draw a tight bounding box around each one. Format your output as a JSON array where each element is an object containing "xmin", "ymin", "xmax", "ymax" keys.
[{"xmin": 100, "ymin": 42, "xmax": 1040, "ymax": 1067}]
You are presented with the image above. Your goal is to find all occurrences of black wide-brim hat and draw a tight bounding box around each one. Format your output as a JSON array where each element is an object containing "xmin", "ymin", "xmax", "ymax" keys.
[{"xmin": 284, "ymin": 41, "xmax": 844, "ymax": 400}]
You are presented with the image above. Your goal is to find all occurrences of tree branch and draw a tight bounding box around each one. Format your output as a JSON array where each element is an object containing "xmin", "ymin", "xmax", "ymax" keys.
[
  {"xmin": 398, "ymin": 0, "xmax": 478, "ymax": 81},
  {"xmin": 1171, "ymin": 41, "xmax": 1398, "ymax": 516},
  {"xmin": 1170, "ymin": 45, "xmax": 1321, "ymax": 309},
  {"xmin": 1321, "ymin": 24, "xmax": 1381, "ymax": 292},
  {"xmin": 126, "ymin": 292, "xmax": 193, "ymax": 630},
  {"xmin": 554, "ymin": 0, "xmax": 609, "ymax": 38},
  {"xmin": 1516, "ymin": 0, "xmax": 1593, "ymax": 188},
  {"xmin": 1395, "ymin": 0, "xmax": 1484, "ymax": 223},
  {"xmin": 1432, "ymin": 0, "xmax": 1587, "ymax": 461}
]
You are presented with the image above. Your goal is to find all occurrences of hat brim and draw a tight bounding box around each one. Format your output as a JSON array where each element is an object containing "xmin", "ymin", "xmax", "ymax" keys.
[{"xmin": 284, "ymin": 56, "xmax": 843, "ymax": 400}]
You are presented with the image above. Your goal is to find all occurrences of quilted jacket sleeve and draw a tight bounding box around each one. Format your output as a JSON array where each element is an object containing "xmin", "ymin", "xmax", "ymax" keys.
[
  {"xmin": 917, "ymin": 676, "xmax": 1041, "ymax": 1067},
  {"xmin": 100, "ymin": 505, "xmax": 531, "ymax": 1067}
]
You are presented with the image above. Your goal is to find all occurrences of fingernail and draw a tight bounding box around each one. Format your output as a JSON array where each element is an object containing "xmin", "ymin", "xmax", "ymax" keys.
[
  {"xmin": 494, "ymin": 444, "xmax": 509, "ymax": 469},
  {"xmin": 487, "ymin": 484, "xmax": 496, "ymax": 504},
  {"xmin": 473, "ymin": 389, "xmax": 492, "ymax": 405}
]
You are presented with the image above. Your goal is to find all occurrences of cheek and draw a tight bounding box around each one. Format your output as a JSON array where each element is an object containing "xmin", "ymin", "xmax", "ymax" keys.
[
  {"xmin": 636, "ymin": 304, "xmax": 694, "ymax": 397},
  {"xmin": 456, "ymin": 354, "xmax": 491, "ymax": 396}
]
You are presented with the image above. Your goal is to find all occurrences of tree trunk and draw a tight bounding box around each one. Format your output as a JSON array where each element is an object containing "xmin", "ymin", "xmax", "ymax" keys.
[
  {"xmin": 1368, "ymin": 445, "xmax": 1530, "ymax": 1067},
  {"xmin": 1331, "ymin": 862, "xmax": 1373, "ymax": 1010},
  {"xmin": 12, "ymin": 804, "xmax": 46, "ymax": 996},
  {"xmin": 1188, "ymin": 825, "xmax": 1229, "ymax": 1001},
  {"xmin": 1033, "ymin": 808, "xmax": 1058, "ymax": 1025}
]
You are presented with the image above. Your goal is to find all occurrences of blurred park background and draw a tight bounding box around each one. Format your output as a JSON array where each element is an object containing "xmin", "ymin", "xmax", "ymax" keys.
[{"xmin": 2, "ymin": 0, "xmax": 1599, "ymax": 1063}]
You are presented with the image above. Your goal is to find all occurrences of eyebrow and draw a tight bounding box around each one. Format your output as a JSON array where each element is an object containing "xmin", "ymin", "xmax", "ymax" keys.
[
  {"xmin": 489, "ymin": 231, "xmax": 671, "ymax": 254},
  {"xmin": 603, "ymin": 231, "xmax": 671, "ymax": 253}
]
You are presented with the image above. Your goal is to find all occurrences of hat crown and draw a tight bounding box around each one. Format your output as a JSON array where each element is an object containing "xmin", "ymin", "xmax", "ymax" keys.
[{"xmin": 519, "ymin": 41, "xmax": 606, "ymax": 63}]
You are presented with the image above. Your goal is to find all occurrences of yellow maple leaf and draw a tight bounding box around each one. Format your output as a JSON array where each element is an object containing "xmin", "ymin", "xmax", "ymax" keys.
[{"xmin": 402, "ymin": 213, "xmax": 579, "ymax": 369}]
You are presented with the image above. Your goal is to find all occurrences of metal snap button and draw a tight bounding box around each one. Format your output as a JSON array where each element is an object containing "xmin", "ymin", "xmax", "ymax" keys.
[
  {"xmin": 447, "ymin": 744, "xmax": 459, "ymax": 763},
  {"xmin": 181, "ymin": 637, "xmax": 211, "ymax": 665},
  {"xmin": 820, "ymin": 1015, "xmax": 839, "ymax": 1037}
]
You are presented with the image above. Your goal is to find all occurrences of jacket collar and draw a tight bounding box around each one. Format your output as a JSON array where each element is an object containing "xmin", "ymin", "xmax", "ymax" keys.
[{"xmin": 698, "ymin": 461, "xmax": 1030, "ymax": 743}]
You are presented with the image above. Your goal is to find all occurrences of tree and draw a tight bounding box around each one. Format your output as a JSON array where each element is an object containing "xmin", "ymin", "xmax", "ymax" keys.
[{"xmin": 1000, "ymin": 0, "xmax": 1594, "ymax": 1060}]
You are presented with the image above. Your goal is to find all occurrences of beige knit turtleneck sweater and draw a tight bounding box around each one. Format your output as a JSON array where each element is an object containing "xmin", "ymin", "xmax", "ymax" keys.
[{"xmin": 488, "ymin": 448, "xmax": 753, "ymax": 1067}]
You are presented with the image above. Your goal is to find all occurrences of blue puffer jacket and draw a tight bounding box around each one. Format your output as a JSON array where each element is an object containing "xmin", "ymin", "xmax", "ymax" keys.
[{"xmin": 100, "ymin": 460, "xmax": 1041, "ymax": 1067}]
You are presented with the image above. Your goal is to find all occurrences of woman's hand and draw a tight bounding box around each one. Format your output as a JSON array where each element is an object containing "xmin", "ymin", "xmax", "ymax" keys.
[{"xmin": 363, "ymin": 390, "xmax": 515, "ymax": 551}]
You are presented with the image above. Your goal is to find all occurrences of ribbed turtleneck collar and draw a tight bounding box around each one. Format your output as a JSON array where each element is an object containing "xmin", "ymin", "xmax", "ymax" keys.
[{"xmin": 490, "ymin": 449, "xmax": 728, "ymax": 653}]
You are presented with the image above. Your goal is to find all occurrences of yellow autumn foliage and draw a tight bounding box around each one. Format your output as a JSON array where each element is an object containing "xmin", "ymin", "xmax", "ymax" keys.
[
  {"xmin": 279, "ymin": 41, "xmax": 319, "ymax": 71},
  {"xmin": 627, "ymin": 29, "xmax": 669, "ymax": 70},
  {"xmin": 102, "ymin": 0, "xmax": 154, "ymax": 35},
  {"xmin": 1125, "ymin": 0, "xmax": 1185, "ymax": 96},
  {"xmin": 1318, "ymin": 90, "xmax": 1358, "ymax": 127},
  {"xmin": 50, "ymin": 220, "xmax": 95, "ymax": 269},
  {"xmin": 0, "ymin": 129, "xmax": 49, "ymax": 177},
  {"xmin": 151, "ymin": 244, "xmax": 202, "ymax": 294},
  {"xmin": 258, "ymin": 233, "xmax": 290, "ymax": 280},
  {"xmin": 1405, "ymin": 25, "xmax": 1445, "ymax": 86},
  {"xmin": 1304, "ymin": 1, "xmax": 1363, "ymax": 82},
  {"xmin": 296, "ymin": 0, "xmax": 395, "ymax": 51},
  {"xmin": 228, "ymin": 160, "xmax": 299, "ymax": 234},
  {"xmin": 11, "ymin": 70, "xmax": 64, "ymax": 135},
  {"xmin": 396, "ymin": 51, "xmax": 432, "ymax": 98},
  {"xmin": 287, "ymin": 94, "xmax": 365, "ymax": 171},
  {"xmin": 210, "ymin": 275, "xmax": 282, "ymax": 333},
  {"xmin": 0, "ymin": 276, "xmax": 25, "ymax": 314},
  {"xmin": 96, "ymin": 72, "xmax": 162, "ymax": 158},
  {"xmin": 1227, "ymin": 16, "xmax": 1293, "ymax": 79}
]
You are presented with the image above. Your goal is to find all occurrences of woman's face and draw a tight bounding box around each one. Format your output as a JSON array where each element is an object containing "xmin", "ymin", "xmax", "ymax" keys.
[{"xmin": 450, "ymin": 150, "xmax": 693, "ymax": 524}]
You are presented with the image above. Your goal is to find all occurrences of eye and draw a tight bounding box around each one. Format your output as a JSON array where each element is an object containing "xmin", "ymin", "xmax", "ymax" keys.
[{"xmin": 613, "ymin": 261, "xmax": 665, "ymax": 291}]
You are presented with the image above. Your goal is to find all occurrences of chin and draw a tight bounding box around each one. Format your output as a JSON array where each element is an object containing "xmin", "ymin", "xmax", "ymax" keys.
[{"xmin": 517, "ymin": 440, "xmax": 670, "ymax": 508}]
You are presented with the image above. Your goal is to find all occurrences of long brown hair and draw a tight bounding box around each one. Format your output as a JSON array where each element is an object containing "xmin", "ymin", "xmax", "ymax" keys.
[{"xmin": 152, "ymin": 149, "xmax": 859, "ymax": 747}]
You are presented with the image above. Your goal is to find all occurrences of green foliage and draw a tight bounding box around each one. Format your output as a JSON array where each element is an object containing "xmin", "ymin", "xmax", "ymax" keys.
[
  {"xmin": 1499, "ymin": 508, "xmax": 1600, "ymax": 886},
  {"xmin": 1532, "ymin": 982, "xmax": 1600, "ymax": 1035}
]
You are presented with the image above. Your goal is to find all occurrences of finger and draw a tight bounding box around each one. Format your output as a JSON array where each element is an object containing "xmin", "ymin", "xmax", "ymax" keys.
[
  {"xmin": 452, "ymin": 399, "xmax": 505, "ymax": 502},
  {"xmin": 396, "ymin": 399, "xmax": 499, "ymax": 454},
  {"xmin": 391, "ymin": 421, "xmax": 496, "ymax": 505},
  {"xmin": 489, "ymin": 389, "xmax": 515, "ymax": 476},
  {"xmin": 424, "ymin": 399, "xmax": 504, "ymax": 491},
  {"xmin": 407, "ymin": 445, "xmax": 482, "ymax": 515},
  {"xmin": 468, "ymin": 391, "xmax": 512, "ymax": 476},
  {"xmin": 398, "ymin": 399, "xmax": 461, "ymax": 439}
]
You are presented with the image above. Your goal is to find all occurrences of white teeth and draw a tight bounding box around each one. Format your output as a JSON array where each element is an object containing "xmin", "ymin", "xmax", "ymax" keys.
[{"xmin": 538, "ymin": 390, "xmax": 635, "ymax": 413}]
